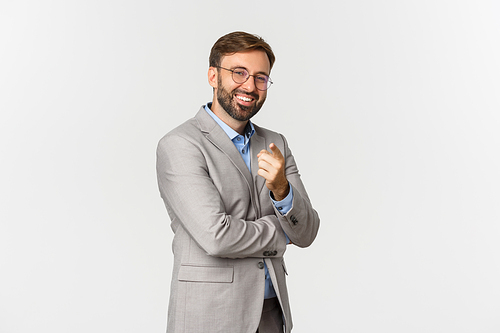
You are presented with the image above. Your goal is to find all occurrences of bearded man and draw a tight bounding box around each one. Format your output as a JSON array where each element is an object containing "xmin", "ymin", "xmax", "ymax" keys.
[{"xmin": 156, "ymin": 31, "xmax": 320, "ymax": 333}]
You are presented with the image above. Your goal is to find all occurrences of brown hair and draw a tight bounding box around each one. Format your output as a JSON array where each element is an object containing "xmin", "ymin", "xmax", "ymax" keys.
[{"xmin": 209, "ymin": 31, "xmax": 275, "ymax": 70}]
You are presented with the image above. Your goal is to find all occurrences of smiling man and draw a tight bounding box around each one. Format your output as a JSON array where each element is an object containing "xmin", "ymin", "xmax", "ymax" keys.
[{"xmin": 156, "ymin": 31, "xmax": 320, "ymax": 333}]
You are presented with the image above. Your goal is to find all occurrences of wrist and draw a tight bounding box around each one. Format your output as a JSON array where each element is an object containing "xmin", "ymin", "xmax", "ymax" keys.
[{"xmin": 272, "ymin": 183, "xmax": 290, "ymax": 201}]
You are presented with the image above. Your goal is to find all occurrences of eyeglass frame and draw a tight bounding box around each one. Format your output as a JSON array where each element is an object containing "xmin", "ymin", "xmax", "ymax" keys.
[{"xmin": 215, "ymin": 66, "xmax": 273, "ymax": 91}]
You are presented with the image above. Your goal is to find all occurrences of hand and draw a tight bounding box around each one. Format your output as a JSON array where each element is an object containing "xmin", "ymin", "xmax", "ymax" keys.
[{"xmin": 257, "ymin": 143, "xmax": 289, "ymax": 201}]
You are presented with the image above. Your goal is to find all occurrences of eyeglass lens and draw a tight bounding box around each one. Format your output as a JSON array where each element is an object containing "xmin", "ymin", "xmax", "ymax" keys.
[{"xmin": 232, "ymin": 68, "xmax": 271, "ymax": 91}]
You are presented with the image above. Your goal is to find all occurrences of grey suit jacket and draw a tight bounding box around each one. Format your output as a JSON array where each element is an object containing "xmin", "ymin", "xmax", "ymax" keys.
[{"xmin": 156, "ymin": 107, "xmax": 320, "ymax": 333}]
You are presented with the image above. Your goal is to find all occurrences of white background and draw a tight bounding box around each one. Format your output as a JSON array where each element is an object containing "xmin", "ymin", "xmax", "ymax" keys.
[{"xmin": 1, "ymin": 1, "xmax": 499, "ymax": 332}]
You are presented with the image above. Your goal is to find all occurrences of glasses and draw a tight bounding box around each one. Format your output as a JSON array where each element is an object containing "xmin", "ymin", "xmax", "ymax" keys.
[{"xmin": 216, "ymin": 66, "xmax": 273, "ymax": 91}]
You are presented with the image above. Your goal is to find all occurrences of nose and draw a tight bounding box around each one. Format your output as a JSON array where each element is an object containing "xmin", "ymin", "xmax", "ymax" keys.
[{"xmin": 240, "ymin": 75, "xmax": 257, "ymax": 92}]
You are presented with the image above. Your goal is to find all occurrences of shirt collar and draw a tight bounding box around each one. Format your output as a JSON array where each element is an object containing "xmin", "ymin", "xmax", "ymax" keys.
[{"xmin": 204, "ymin": 103, "xmax": 255, "ymax": 141}]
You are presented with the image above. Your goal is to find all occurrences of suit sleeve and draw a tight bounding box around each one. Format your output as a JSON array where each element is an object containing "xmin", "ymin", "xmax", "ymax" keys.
[
  {"xmin": 273, "ymin": 134, "xmax": 320, "ymax": 248},
  {"xmin": 156, "ymin": 133, "xmax": 287, "ymax": 259}
]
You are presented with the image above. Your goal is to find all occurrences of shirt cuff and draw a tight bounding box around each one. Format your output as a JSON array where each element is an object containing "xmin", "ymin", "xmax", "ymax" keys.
[{"xmin": 271, "ymin": 184, "xmax": 293, "ymax": 216}]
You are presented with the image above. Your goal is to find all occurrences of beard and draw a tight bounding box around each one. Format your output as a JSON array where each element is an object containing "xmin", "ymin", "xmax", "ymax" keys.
[{"xmin": 216, "ymin": 74, "xmax": 266, "ymax": 121}]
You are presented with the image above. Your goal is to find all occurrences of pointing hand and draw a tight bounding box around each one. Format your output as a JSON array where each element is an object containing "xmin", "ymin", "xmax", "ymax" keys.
[{"xmin": 257, "ymin": 143, "xmax": 289, "ymax": 201}]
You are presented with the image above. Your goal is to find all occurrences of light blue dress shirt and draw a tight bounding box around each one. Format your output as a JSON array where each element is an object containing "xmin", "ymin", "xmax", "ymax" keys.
[{"xmin": 204, "ymin": 104, "xmax": 292, "ymax": 299}]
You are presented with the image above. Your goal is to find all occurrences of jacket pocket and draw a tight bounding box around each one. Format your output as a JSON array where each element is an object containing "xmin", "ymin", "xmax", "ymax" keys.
[{"xmin": 178, "ymin": 264, "xmax": 234, "ymax": 283}]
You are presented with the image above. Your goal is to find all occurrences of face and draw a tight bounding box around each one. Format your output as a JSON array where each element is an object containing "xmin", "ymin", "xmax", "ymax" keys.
[{"xmin": 210, "ymin": 50, "xmax": 270, "ymax": 122}]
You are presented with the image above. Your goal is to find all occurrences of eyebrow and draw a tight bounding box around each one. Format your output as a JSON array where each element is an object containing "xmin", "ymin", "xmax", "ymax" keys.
[{"xmin": 231, "ymin": 65, "xmax": 270, "ymax": 76}]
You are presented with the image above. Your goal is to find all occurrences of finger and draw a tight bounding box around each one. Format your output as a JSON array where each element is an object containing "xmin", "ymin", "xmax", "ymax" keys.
[
  {"xmin": 258, "ymin": 153, "xmax": 279, "ymax": 170},
  {"xmin": 260, "ymin": 144, "xmax": 284, "ymax": 169},
  {"xmin": 257, "ymin": 168, "xmax": 271, "ymax": 181},
  {"xmin": 269, "ymin": 143, "xmax": 284, "ymax": 159},
  {"xmin": 258, "ymin": 158, "xmax": 274, "ymax": 172},
  {"xmin": 257, "ymin": 149, "xmax": 271, "ymax": 158}
]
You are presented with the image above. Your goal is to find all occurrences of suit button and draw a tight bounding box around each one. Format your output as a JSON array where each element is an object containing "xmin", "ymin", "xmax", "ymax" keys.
[
  {"xmin": 290, "ymin": 215, "xmax": 298, "ymax": 225},
  {"xmin": 272, "ymin": 250, "xmax": 278, "ymax": 256},
  {"xmin": 257, "ymin": 262, "xmax": 265, "ymax": 269},
  {"xmin": 263, "ymin": 251, "xmax": 270, "ymax": 256}
]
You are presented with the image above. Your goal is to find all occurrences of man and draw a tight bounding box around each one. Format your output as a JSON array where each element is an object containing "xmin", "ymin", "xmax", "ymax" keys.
[{"xmin": 156, "ymin": 31, "xmax": 320, "ymax": 333}]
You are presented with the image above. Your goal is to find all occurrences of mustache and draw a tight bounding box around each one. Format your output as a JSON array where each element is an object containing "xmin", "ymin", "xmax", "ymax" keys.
[{"xmin": 232, "ymin": 89, "xmax": 259, "ymax": 100}]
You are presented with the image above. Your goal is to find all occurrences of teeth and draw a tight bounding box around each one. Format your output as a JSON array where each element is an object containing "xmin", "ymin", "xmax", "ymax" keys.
[{"xmin": 236, "ymin": 95, "xmax": 252, "ymax": 102}]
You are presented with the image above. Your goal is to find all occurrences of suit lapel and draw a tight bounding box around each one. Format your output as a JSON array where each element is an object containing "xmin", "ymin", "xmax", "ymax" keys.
[
  {"xmin": 250, "ymin": 131, "xmax": 267, "ymax": 196},
  {"xmin": 195, "ymin": 107, "xmax": 255, "ymax": 195}
]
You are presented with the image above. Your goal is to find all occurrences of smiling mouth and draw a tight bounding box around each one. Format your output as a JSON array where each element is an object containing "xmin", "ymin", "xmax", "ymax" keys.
[
  {"xmin": 235, "ymin": 93, "xmax": 255, "ymax": 103},
  {"xmin": 236, "ymin": 95, "xmax": 253, "ymax": 102}
]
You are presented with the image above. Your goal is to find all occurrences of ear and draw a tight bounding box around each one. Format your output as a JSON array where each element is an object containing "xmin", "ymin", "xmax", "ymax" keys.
[{"xmin": 208, "ymin": 67, "xmax": 218, "ymax": 89}]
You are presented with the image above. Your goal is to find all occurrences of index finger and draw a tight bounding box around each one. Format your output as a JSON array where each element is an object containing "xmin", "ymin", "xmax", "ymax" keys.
[{"xmin": 269, "ymin": 143, "xmax": 283, "ymax": 158}]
